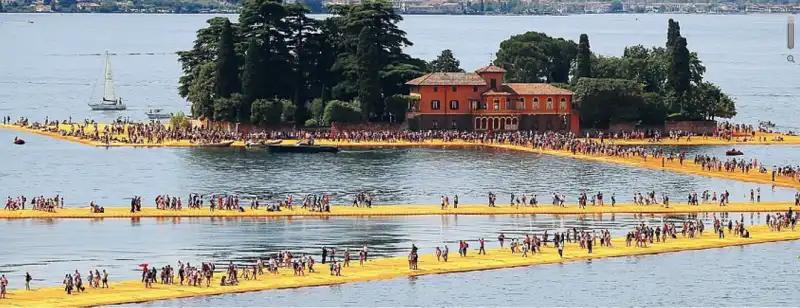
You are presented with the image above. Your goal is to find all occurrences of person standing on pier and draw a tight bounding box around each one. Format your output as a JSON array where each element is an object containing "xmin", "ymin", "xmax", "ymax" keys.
[
  {"xmin": 498, "ymin": 233, "xmax": 505, "ymax": 249},
  {"xmin": 478, "ymin": 238, "xmax": 486, "ymax": 255},
  {"xmin": 453, "ymin": 195, "xmax": 458, "ymax": 209},
  {"xmin": 0, "ymin": 275, "xmax": 7, "ymax": 299},
  {"xmin": 322, "ymin": 246, "xmax": 328, "ymax": 264},
  {"xmin": 25, "ymin": 272, "xmax": 31, "ymax": 291}
]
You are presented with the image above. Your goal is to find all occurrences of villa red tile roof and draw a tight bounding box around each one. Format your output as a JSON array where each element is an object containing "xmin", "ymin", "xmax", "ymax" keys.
[
  {"xmin": 406, "ymin": 72, "xmax": 487, "ymax": 86},
  {"xmin": 483, "ymin": 89, "xmax": 512, "ymax": 95},
  {"xmin": 505, "ymin": 83, "xmax": 574, "ymax": 95},
  {"xmin": 475, "ymin": 65, "xmax": 507, "ymax": 73},
  {"xmin": 483, "ymin": 84, "xmax": 573, "ymax": 96}
]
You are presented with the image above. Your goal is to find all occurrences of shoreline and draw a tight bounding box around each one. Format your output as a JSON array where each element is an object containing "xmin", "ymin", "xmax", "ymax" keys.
[
  {"xmin": 4, "ymin": 124, "xmax": 800, "ymax": 147},
  {"xmin": 3, "ymin": 123, "xmax": 799, "ymax": 188},
  {"xmin": 0, "ymin": 202, "xmax": 797, "ymax": 219},
  {"xmin": 4, "ymin": 224, "xmax": 798, "ymax": 307}
]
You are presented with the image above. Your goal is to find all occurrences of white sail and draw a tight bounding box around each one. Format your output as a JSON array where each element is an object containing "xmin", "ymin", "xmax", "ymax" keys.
[{"xmin": 102, "ymin": 52, "xmax": 116, "ymax": 102}]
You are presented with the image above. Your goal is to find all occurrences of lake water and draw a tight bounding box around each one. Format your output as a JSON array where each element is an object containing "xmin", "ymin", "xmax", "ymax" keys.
[
  {"xmin": 0, "ymin": 211, "xmax": 763, "ymax": 290},
  {"xmin": 1, "ymin": 12, "xmax": 799, "ymax": 306},
  {"xmin": 0, "ymin": 13, "xmax": 798, "ymax": 128}
]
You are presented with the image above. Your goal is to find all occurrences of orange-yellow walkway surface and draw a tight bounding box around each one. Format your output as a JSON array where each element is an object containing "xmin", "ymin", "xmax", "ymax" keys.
[
  {"xmin": 4, "ymin": 123, "xmax": 800, "ymax": 147},
  {"xmin": 4, "ymin": 123, "xmax": 799, "ymax": 188},
  {"xmin": 586, "ymin": 133, "xmax": 800, "ymax": 145},
  {"xmin": 0, "ymin": 202, "xmax": 796, "ymax": 219},
  {"xmin": 489, "ymin": 144, "xmax": 800, "ymax": 189},
  {"xmin": 3, "ymin": 224, "xmax": 797, "ymax": 307}
]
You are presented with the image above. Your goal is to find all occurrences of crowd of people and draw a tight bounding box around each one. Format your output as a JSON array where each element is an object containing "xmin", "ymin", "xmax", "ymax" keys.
[
  {"xmin": 4, "ymin": 195, "xmax": 63, "ymax": 211},
  {"xmin": 62, "ymin": 269, "xmax": 109, "ymax": 295},
  {"xmin": 9, "ymin": 116, "xmax": 792, "ymax": 147}
]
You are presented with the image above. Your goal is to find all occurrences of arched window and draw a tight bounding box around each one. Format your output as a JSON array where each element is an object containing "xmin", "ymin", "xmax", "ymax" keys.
[
  {"xmin": 500, "ymin": 118, "xmax": 506, "ymax": 130},
  {"xmin": 533, "ymin": 97, "xmax": 539, "ymax": 110},
  {"xmin": 560, "ymin": 98, "xmax": 567, "ymax": 112},
  {"xmin": 506, "ymin": 118, "xmax": 511, "ymax": 125},
  {"xmin": 518, "ymin": 98, "xmax": 525, "ymax": 110},
  {"xmin": 493, "ymin": 118, "xmax": 500, "ymax": 130},
  {"xmin": 546, "ymin": 98, "xmax": 554, "ymax": 111},
  {"xmin": 512, "ymin": 118, "xmax": 518, "ymax": 126},
  {"xmin": 481, "ymin": 118, "xmax": 487, "ymax": 130},
  {"xmin": 475, "ymin": 118, "xmax": 481, "ymax": 130}
]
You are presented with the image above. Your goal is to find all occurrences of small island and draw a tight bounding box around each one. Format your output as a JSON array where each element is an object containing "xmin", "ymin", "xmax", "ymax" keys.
[{"xmin": 175, "ymin": 0, "xmax": 735, "ymax": 134}]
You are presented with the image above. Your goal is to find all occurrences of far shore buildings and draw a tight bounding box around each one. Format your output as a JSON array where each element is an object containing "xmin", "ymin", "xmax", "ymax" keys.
[{"xmin": 406, "ymin": 65, "xmax": 578, "ymax": 133}]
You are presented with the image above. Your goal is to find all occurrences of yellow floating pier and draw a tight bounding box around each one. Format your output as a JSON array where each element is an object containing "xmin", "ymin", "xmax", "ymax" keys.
[
  {"xmin": 0, "ymin": 202, "xmax": 797, "ymax": 219},
  {"xmin": 4, "ymin": 224, "xmax": 798, "ymax": 307},
  {"xmin": 5, "ymin": 123, "xmax": 800, "ymax": 147},
  {"xmin": 4, "ymin": 123, "xmax": 800, "ymax": 188},
  {"xmin": 489, "ymin": 144, "xmax": 800, "ymax": 190}
]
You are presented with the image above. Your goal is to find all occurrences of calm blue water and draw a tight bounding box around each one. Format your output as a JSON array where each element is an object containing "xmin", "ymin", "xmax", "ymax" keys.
[
  {"xmin": 1, "ymin": 12, "xmax": 799, "ymax": 306},
  {"xmin": 126, "ymin": 240, "xmax": 798, "ymax": 307}
]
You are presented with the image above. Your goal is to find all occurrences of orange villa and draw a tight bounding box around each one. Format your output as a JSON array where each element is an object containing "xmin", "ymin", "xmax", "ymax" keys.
[{"xmin": 405, "ymin": 64, "xmax": 579, "ymax": 133}]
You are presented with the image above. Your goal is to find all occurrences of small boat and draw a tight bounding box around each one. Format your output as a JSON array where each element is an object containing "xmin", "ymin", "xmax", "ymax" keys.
[
  {"xmin": 197, "ymin": 141, "xmax": 234, "ymax": 148},
  {"xmin": 246, "ymin": 140, "xmax": 283, "ymax": 147},
  {"xmin": 145, "ymin": 109, "xmax": 172, "ymax": 120},
  {"xmin": 725, "ymin": 149, "xmax": 743, "ymax": 156},
  {"xmin": 13, "ymin": 137, "xmax": 25, "ymax": 145},
  {"xmin": 266, "ymin": 144, "xmax": 339, "ymax": 153},
  {"xmin": 88, "ymin": 52, "xmax": 127, "ymax": 111}
]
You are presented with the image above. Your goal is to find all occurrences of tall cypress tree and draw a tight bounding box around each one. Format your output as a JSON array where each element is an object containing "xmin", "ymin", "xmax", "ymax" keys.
[
  {"xmin": 356, "ymin": 26, "xmax": 382, "ymax": 120},
  {"xmin": 214, "ymin": 18, "xmax": 240, "ymax": 99},
  {"xmin": 576, "ymin": 33, "xmax": 592, "ymax": 80},
  {"xmin": 666, "ymin": 19, "xmax": 681, "ymax": 50},
  {"xmin": 670, "ymin": 36, "xmax": 692, "ymax": 113},
  {"xmin": 241, "ymin": 38, "xmax": 265, "ymax": 122}
]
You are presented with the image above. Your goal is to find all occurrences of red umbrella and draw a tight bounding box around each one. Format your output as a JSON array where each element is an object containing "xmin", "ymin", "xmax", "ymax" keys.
[{"xmin": 138, "ymin": 263, "xmax": 148, "ymax": 268}]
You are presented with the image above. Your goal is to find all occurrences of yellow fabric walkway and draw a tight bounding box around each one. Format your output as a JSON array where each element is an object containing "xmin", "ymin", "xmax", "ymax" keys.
[
  {"xmin": 0, "ymin": 202, "xmax": 796, "ymax": 219},
  {"xmin": 4, "ymin": 123, "xmax": 800, "ymax": 188},
  {"xmin": 2, "ymin": 224, "xmax": 796, "ymax": 307},
  {"xmin": 5, "ymin": 123, "xmax": 800, "ymax": 146}
]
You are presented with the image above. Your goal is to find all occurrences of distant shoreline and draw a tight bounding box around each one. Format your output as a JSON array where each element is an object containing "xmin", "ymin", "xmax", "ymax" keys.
[{"xmin": 0, "ymin": 11, "xmax": 780, "ymax": 16}]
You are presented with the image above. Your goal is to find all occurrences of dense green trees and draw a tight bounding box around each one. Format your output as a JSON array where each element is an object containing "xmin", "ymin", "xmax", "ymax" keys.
[
  {"xmin": 178, "ymin": 0, "xmax": 427, "ymax": 126},
  {"xmin": 430, "ymin": 49, "xmax": 463, "ymax": 72},
  {"xmin": 497, "ymin": 20, "xmax": 735, "ymax": 128},
  {"xmin": 494, "ymin": 31, "xmax": 577, "ymax": 83},
  {"xmin": 180, "ymin": 10, "xmax": 734, "ymax": 130}
]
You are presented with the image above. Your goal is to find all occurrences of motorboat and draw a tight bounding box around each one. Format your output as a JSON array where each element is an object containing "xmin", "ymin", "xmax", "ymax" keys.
[
  {"xmin": 266, "ymin": 144, "xmax": 339, "ymax": 153},
  {"xmin": 145, "ymin": 109, "xmax": 172, "ymax": 120},
  {"xmin": 13, "ymin": 137, "xmax": 24, "ymax": 145},
  {"xmin": 725, "ymin": 149, "xmax": 743, "ymax": 156},
  {"xmin": 88, "ymin": 52, "xmax": 127, "ymax": 111}
]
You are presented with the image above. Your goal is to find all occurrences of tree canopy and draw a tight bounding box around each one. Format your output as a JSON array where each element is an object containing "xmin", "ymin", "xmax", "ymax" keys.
[
  {"xmin": 430, "ymin": 49, "xmax": 463, "ymax": 72},
  {"xmin": 494, "ymin": 31, "xmax": 577, "ymax": 83},
  {"xmin": 178, "ymin": 0, "xmax": 428, "ymax": 126},
  {"xmin": 507, "ymin": 20, "xmax": 736, "ymax": 127}
]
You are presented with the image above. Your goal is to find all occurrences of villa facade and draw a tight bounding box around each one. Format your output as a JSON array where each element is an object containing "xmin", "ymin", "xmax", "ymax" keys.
[{"xmin": 405, "ymin": 65, "xmax": 579, "ymax": 133}]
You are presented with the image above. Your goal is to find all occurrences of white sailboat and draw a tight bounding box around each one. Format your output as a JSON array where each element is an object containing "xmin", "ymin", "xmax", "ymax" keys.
[{"xmin": 88, "ymin": 52, "xmax": 127, "ymax": 111}]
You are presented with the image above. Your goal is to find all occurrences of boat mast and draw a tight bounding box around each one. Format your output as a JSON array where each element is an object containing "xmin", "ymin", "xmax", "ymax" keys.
[{"xmin": 102, "ymin": 51, "xmax": 117, "ymax": 103}]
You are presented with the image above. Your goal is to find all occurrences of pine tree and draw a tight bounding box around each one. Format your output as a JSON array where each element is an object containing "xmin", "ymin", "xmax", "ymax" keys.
[
  {"xmin": 214, "ymin": 18, "xmax": 240, "ymax": 100},
  {"xmin": 430, "ymin": 49, "xmax": 463, "ymax": 72},
  {"xmin": 356, "ymin": 26, "xmax": 382, "ymax": 120},
  {"xmin": 576, "ymin": 33, "xmax": 592, "ymax": 80}
]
